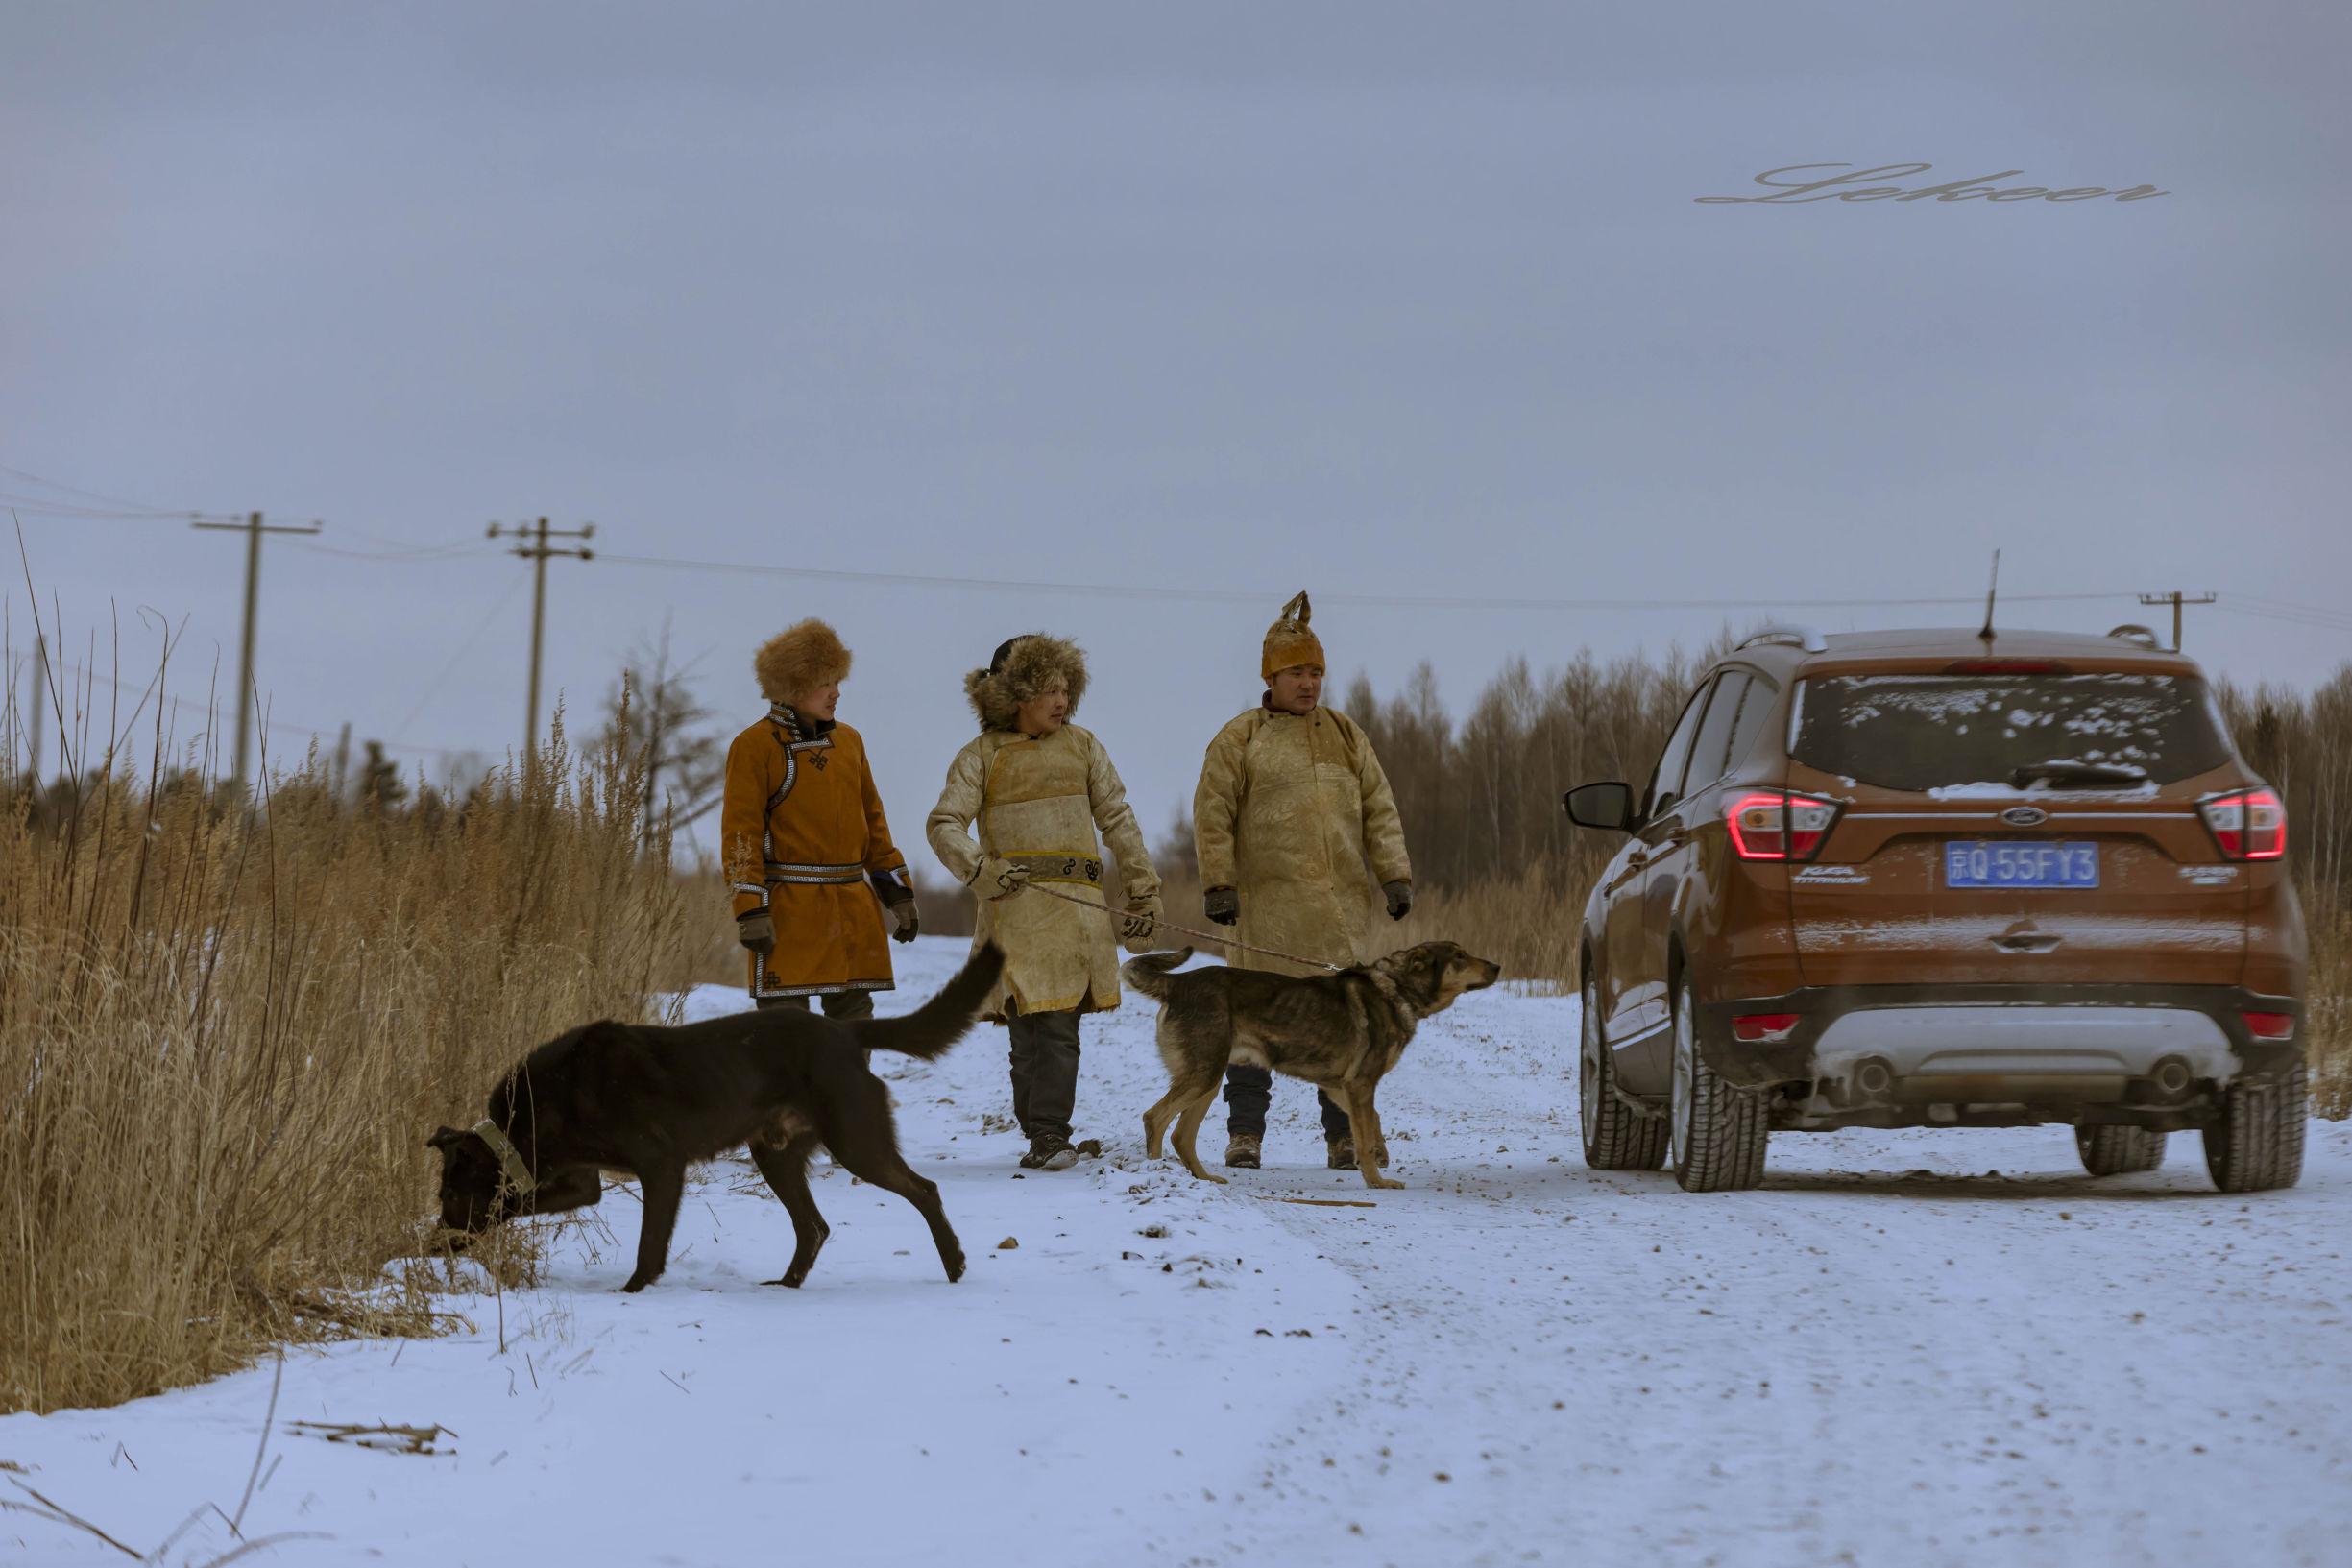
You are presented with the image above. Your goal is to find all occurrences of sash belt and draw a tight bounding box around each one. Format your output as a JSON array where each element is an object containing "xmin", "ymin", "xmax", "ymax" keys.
[
  {"xmin": 1006, "ymin": 853, "xmax": 1104, "ymax": 886},
  {"xmin": 764, "ymin": 860, "xmax": 864, "ymax": 885}
]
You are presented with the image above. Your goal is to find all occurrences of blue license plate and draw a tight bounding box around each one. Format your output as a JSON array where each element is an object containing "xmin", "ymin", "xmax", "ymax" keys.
[{"xmin": 1944, "ymin": 841, "xmax": 2100, "ymax": 888}]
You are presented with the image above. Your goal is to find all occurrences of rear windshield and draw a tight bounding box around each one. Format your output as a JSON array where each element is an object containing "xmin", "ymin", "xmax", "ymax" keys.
[{"xmin": 1791, "ymin": 673, "xmax": 2233, "ymax": 792}]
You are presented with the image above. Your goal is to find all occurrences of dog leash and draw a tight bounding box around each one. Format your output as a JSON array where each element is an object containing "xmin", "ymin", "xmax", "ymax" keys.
[{"xmin": 1014, "ymin": 881, "xmax": 1346, "ymax": 974}]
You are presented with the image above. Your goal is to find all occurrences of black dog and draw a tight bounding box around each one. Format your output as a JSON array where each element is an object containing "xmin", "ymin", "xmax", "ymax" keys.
[{"xmin": 429, "ymin": 944, "xmax": 1004, "ymax": 1292}]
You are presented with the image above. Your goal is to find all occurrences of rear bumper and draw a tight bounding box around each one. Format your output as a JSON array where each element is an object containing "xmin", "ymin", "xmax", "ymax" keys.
[{"xmin": 1698, "ymin": 984, "xmax": 2305, "ymax": 1101}]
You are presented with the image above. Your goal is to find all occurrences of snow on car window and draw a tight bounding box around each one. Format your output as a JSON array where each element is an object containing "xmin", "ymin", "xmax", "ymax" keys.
[{"xmin": 1792, "ymin": 673, "xmax": 2231, "ymax": 792}]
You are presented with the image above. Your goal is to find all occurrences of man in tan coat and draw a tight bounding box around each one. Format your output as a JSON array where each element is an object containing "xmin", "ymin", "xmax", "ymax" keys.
[
  {"xmin": 928, "ymin": 634, "xmax": 1162, "ymax": 1170},
  {"xmin": 721, "ymin": 619, "xmax": 917, "ymax": 1015},
  {"xmin": 1194, "ymin": 591, "xmax": 1413, "ymax": 1170}
]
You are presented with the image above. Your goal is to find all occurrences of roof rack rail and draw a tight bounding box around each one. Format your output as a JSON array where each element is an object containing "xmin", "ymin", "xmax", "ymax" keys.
[
  {"xmin": 1737, "ymin": 623, "xmax": 1828, "ymax": 654},
  {"xmin": 2105, "ymin": 623, "xmax": 2163, "ymax": 650}
]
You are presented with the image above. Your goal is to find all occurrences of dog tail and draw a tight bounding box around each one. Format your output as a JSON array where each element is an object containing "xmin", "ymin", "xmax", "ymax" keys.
[
  {"xmin": 1119, "ymin": 947, "xmax": 1193, "ymax": 1001},
  {"xmin": 855, "ymin": 942, "xmax": 1007, "ymax": 1061}
]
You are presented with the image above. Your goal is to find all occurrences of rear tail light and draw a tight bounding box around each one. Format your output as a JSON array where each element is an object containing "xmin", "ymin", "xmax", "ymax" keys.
[
  {"xmin": 1725, "ymin": 791, "xmax": 1842, "ymax": 862},
  {"xmin": 2198, "ymin": 788, "xmax": 2286, "ymax": 860},
  {"xmin": 1733, "ymin": 1013, "xmax": 1801, "ymax": 1043},
  {"xmin": 2242, "ymin": 1011, "xmax": 2295, "ymax": 1041}
]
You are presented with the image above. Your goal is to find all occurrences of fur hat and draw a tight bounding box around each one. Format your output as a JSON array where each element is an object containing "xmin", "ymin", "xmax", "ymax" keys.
[
  {"xmin": 1261, "ymin": 590, "xmax": 1325, "ymax": 682},
  {"xmin": 754, "ymin": 618, "xmax": 852, "ymax": 703},
  {"xmin": 964, "ymin": 633, "xmax": 1088, "ymax": 731}
]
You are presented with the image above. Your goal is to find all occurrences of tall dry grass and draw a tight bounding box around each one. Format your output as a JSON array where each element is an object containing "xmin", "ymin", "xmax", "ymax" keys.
[{"xmin": 0, "ymin": 681, "xmax": 701, "ymax": 1414}]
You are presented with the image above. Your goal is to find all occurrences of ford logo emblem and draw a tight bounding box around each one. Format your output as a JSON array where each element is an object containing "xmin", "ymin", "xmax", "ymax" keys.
[{"xmin": 2000, "ymin": 806, "xmax": 2049, "ymax": 827}]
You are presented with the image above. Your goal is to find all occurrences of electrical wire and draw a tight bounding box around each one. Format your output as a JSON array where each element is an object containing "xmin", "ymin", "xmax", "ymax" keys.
[
  {"xmin": 0, "ymin": 462, "xmax": 230, "ymax": 517},
  {"xmin": 386, "ymin": 572, "xmax": 527, "ymax": 743},
  {"xmin": 592, "ymin": 550, "xmax": 2140, "ymax": 613}
]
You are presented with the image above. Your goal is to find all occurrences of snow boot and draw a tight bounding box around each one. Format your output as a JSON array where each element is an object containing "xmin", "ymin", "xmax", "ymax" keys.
[
  {"xmin": 1020, "ymin": 1134, "xmax": 1079, "ymax": 1171},
  {"xmin": 1224, "ymin": 1133, "xmax": 1263, "ymax": 1170}
]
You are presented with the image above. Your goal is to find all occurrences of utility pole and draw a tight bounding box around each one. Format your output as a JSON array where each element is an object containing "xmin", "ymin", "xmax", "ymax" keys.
[
  {"xmin": 486, "ymin": 518, "xmax": 595, "ymax": 755},
  {"xmin": 2138, "ymin": 590, "xmax": 2218, "ymax": 652},
  {"xmin": 192, "ymin": 511, "xmax": 324, "ymax": 790}
]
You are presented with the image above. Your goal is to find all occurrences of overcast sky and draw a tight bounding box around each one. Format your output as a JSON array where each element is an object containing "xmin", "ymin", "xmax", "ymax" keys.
[{"xmin": 4, "ymin": 2, "xmax": 2347, "ymax": 861}]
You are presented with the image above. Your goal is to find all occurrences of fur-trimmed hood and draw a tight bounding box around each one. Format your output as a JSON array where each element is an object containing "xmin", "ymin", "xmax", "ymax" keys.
[
  {"xmin": 754, "ymin": 619, "xmax": 851, "ymax": 703},
  {"xmin": 964, "ymin": 633, "xmax": 1088, "ymax": 731}
]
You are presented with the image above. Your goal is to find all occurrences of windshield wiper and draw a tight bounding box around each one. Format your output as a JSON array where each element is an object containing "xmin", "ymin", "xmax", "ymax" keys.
[{"xmin": 2011, "ymin": 760, "xmax": 2149, "ymax": 789}]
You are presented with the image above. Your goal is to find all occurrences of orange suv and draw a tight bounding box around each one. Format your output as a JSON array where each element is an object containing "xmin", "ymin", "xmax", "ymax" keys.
[{"xmin": 1564, "ymin": 625, "xmax": 2308, "ymax": 1194}]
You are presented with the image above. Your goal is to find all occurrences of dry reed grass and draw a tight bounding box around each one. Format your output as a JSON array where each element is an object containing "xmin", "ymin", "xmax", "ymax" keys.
[{"xmin": 0, "ymin": 659, "xmax": 700, "ymax": 1413}]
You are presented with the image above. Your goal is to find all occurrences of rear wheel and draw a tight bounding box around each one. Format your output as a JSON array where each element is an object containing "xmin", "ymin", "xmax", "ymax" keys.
[
  {"xmin": 1669, "ymin": 983, "xmax": 1769, "ymax": 1193},
  {"xmin": 2075, "ymin": 1124, "xmax": 2165, "ymax": 1176},
  {"xmin": 1579, "ymin": 977, "xmax": 1668, "ymax": 1170},
  {"xmin": 2202, "ymin": 1065, "xmax": 2308, "ymax": 1193}
]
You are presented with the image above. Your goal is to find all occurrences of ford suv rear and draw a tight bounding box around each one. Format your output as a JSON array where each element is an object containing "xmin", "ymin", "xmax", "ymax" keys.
[{"xmin": 1563, "ymin": 625, "xmax": 2309, "ymax": 1193}]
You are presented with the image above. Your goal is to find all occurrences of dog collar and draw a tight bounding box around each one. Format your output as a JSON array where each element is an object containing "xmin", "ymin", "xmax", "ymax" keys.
[{"xmin": 472, "ymin": 1118, "xmax": 538, "ymax": 1197}]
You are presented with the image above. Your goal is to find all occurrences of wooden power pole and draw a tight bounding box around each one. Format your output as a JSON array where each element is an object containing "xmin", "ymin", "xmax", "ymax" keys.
[
  {"xmin": 486, "ymin": 518, "xmax": 595, "ymax": 755},
  {"xmin": 192, "ymin": 511, "xmax": 323, "ymax": 789},
  {"xmin": 2138, "ymin": 590, "xmax": 2218, "ymax": 652}
]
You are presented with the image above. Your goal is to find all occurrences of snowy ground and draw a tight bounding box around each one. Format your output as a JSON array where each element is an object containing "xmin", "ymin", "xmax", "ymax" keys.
[{"xmin": 5, "ymin": 935, "xmax": 2349, "ymax": 1568}]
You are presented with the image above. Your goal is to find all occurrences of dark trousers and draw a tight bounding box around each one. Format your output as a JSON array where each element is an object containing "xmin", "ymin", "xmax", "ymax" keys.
[
  {"xmin": 1006, "ymin": 1004, "xmax": 1081, "ymax": 1142},
  {"xmin": 1224, "ymin": 1065, "xmax": 1352, "ymax": 1142},
  {"xmin": 755, "ymin": 990, "xmax": 877, "ymax": 1021}
]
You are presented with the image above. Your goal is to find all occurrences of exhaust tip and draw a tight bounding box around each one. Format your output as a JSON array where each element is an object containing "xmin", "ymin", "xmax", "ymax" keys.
[
  {"xmin": 2150, "ymin": 1055, "xmax": 2193, "ymax": 1097},
  {"xmin": 1855, "ymin": 1057, "xmax": 1895, "ymax": 1098}
]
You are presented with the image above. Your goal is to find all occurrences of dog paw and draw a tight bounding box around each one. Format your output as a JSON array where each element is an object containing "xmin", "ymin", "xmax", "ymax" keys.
[
  {"xmin": 1365, "ymin": 1176, "xmax": 1407, "ymax": 1191},
  {"xmin": 944, "ymin": 1254, "xmax": 966, "ymax": 1284},
  {"xmin": 620, "ymin": 1273, "xmax": 654, "ymax": 1293},
  {"xmin": 1194, "ymin": 1171, "xmax": 1229, "ymax": 1185},
  {"xmin": 765, "ymin": 1271, "xmax": 808, "ymax": 1289}
]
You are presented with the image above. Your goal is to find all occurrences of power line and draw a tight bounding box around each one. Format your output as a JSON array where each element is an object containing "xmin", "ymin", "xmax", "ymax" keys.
[
  {"xmin": 38, "ymin": 655, "xmax": 481, "ymax": 762},
  {"xmin": 0, "ymin": 462, "xmax": 231, "ymax": 517},
  {"xmin": 388, "ymin": 571, "xmax": 527, "ymax": 742},
  {"xmin": 592, "ymin": 549, "xmax": 2142, "ymax": 613}
]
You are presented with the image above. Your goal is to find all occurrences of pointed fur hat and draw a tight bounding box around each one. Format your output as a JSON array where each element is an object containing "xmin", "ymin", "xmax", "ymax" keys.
[
  {"xmin": 1261, "ymin": 590, "xmax": 1325, "ymax": 682},
  {"xmin": 964, "ymin": 633, "xmax": 1088, "ymax": 732},
  {"xmin": 754, "ymin": 618, "xmax": 852, "ymax": 703}
]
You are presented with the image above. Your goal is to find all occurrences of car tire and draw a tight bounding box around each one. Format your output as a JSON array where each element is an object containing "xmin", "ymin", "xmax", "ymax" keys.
[
  {"xmin": 1669, "ymin": 982, "xmax": 1768, "ymax": 1193},
  {"xmin": 1579, "ymin": 977, "xmax": 1668, "ymax": 1170},
  {"xmin": 2202, "ymin": 1064, "xmax": 2308, "ymax": 1194},
  {"xmin": 2074, "ymin": 1124, "xmax": 2165, "ymax": 1176}
]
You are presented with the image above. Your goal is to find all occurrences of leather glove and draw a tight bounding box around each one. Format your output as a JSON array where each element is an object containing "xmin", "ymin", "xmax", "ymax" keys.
[
  {"xmin": 972, "ymin": 856, "xmax": 1031, "ymax": 900},
  {"xmin": 736, "ymin": 909, "xmax": 775, "ymax": 956},
  {"xmin": 1203, "ymin": 887, "xmax": 1239, "ymax": 927},
  {"xmin": 1118, "ymin": 904, "xmax": 1157, "ymax": 951},
  {"xmin": 1383, "ymin": 880, "xmax": 1413, "ymax": 921},
  {"xmin": 889, "ymin": 899, "xmax": 920, "ymax": 944}
]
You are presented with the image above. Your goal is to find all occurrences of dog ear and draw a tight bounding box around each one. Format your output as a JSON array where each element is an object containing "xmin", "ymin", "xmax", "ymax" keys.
[{"xmin": 426, "ymin": 1125, "xmax": 466, "ymax": 1152}]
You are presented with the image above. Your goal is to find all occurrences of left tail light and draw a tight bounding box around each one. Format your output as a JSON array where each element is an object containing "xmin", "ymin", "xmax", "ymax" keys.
[
  {"xmin": 1725, "ymin": 791, "xmax": 1842, "ymax": 862},
  {"xmin": 2199, "ymin": 788, "xmax": 2286, "ymax": 861}
]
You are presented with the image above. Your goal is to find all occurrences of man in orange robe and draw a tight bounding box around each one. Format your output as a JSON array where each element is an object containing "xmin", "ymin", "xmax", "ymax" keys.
[{"xmin": 721, "ymin": 619, "xmax": 916, "ymax": 1014}]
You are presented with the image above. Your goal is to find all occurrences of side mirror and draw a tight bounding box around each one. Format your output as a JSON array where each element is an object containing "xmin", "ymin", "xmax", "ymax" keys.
[{"xmin": 1564, "ymin": 782, "xmax": 1637, "ymax": 833}]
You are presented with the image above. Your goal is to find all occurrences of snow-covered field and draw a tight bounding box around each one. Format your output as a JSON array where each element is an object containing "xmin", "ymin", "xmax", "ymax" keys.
[{"xmin": 5, "ymin": 935, "xmax": 2348, "ymax": 1567}]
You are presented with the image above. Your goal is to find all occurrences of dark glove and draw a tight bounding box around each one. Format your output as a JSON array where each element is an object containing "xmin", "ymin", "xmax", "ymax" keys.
[
  {"xmin": 1383, "ymin": 880, "xmax": 1412, "ymax": 921},
  {"xmin": 736, "ymin": 909, "xmax": 775, "ymax": 956},
  {"xmin": 889, "ymin": 900, "xmax": 920, "ymax": 944},
  {"xmin": 1204, "ymin": 887, "xmax": 1239, "ymax": 927}
]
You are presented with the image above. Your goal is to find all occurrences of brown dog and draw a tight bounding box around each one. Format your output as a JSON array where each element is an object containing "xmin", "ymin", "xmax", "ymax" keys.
[
  {"xmin": 1122, "ymin": 941, "xmax": 1501, "ymax": 1190},
  {"xmin": 428, "ymin": 945, "xmax": 1003, "ymax": 1291}
]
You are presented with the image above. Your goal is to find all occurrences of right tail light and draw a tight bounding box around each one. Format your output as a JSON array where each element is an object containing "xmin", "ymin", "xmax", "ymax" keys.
[
  {"xmin": 2199, "ymin": 788, "xmax": 2286, "ymax": 860},
  {"xmin": 1725, "ymin": 791, "xmax": 1842, "ymax": 862}
]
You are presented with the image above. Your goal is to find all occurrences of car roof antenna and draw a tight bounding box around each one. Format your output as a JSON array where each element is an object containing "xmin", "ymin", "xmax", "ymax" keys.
[{"xmin": 1978, "ymin": 548, "xmax": 2001, "ymax": 642}]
